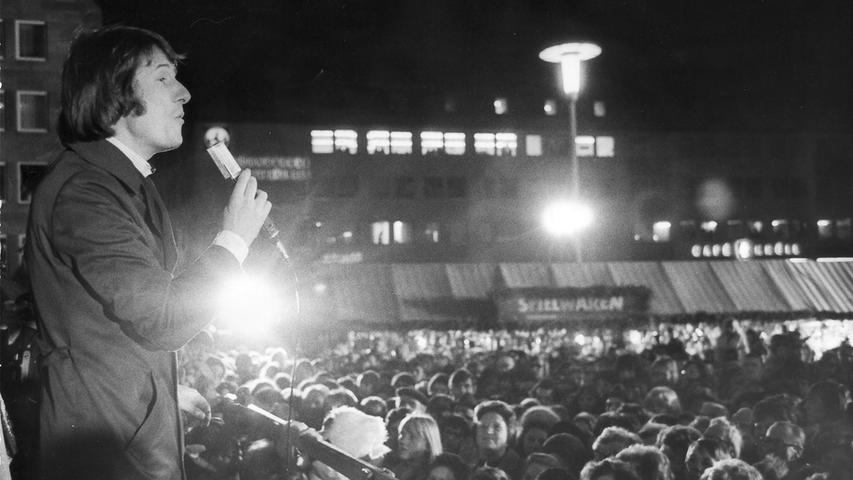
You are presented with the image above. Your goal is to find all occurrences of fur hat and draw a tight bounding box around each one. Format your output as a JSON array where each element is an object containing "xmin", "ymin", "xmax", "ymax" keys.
[{"xmin": 321, "ymin": 406, "xmax": 390, "ymax": 460}]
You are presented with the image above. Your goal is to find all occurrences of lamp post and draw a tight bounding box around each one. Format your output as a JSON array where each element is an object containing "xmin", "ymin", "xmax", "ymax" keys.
[{"xmin": 539, "ymin": 41, "xmax": 601, "ymax": 262}]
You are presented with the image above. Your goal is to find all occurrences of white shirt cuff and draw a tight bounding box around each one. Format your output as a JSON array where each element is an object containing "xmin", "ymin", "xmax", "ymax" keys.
[{"xmin": 213, "ymin": 230, "xmax": 249, "ymax": 265}]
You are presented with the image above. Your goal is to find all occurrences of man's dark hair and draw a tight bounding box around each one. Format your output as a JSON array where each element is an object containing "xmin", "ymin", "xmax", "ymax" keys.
[{"xmin": 58, "ymin": 25, "xmax": 184, "ymax": 145}]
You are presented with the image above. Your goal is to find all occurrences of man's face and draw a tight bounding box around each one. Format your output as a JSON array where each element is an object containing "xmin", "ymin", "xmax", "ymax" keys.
[
  {"xmin": 476, "ymin": 412, "xmax": 509, "ymax": 452},
  {"xmin": 114, "ymin": 47, "xmax": 190, "ymax": 158},
  {"xmin": 452, "ymin": 379, "xmax": 475, "ymax": 400}
]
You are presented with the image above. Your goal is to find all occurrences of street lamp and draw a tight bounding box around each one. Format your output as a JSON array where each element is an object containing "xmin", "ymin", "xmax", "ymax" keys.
[{"xmin": 539, "ymin": 41, "xmax": 601, "ymax": 262}]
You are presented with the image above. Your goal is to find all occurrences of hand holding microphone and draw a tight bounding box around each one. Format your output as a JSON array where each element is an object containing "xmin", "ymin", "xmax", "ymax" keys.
[
  {"xmin": 223, "ymin": 169, "xmax": 271, "ymax": 247},
  {"xmin": 208, "ymin": 142, "xmax": 290, "ymax": 260}
]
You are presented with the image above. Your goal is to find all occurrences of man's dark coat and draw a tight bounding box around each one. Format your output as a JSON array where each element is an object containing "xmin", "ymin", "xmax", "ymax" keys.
[{"xmin": 25, "ymin": 140, "xmax": 241, "ymax": 479}]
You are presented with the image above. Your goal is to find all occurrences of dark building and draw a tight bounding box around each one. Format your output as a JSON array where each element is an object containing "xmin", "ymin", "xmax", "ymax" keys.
[{"xmin": 0, "ymin": 0, "xmax": 101, "ymax": 285}]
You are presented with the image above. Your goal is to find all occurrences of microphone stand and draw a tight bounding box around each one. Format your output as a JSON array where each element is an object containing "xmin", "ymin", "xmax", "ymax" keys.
[{"xmin": 245, "ymin": 404, "xmax": 396, "ymax": 480}]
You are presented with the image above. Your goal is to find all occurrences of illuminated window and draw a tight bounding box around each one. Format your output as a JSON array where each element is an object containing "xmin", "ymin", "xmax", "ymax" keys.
[
  {"xmin": 18, "ymin": 163, "xmax": 47, "ymax": 203},
  {"xmin": 838, "ymin": 218, "xmax": 852, "ymax": 240},
  {"xmin": 493, "ymin": 97, "xmax": 508, "ymax": 115},
  {"xmin": 700, "ymin": 221, "xmax": 718, "ymax": 233},
  {"xmin": 311, "ymin": 129, "xmax": 358, "ymax": 154},
  {"xmin": 333, "ymin": 129, "xmax": 357, "ymax": 153},
  {"xmin": 371, "ymin": 221, "xmax": 390, "ymax": 245},
  {"xmin": 594, "ymin": 101, "xmax": 606, "ymax": 117},
  {"xmin": 366, "ymin": 130, "xmax": 390, "ymax": 154},
  {"xmin": 421, "ymin": 131, "xmax": 465, "ymax": 155},
  {"xmin": 496, "ymin": 133, "xmax": 517, "ymax": 156},
  {"xmin": 652, "ymin": 221, "xmax": 671, "ymax": 242},
  {"xmin": 17, "ymin": 91, "xmax": 48, "ymax": 132},
  {"xmin": 368, "ymin": 130, "xmax": 412, "ymax": 155},
  {"xmin": 423, "ymin": 222, "xmax": 440, "ymax": 243},
  {"xmin": 393, "ymin": 221, "xmax": 412, "ymax": 244},
  {"xmin": 544, "ymin": 100, "xmax": 557, "ymax": 116},
  {"xmin": 15, "ymin": 20, "xmax": 46, "ymax": 61},
  {"xmin": 474, "ymin": 133, "xmax": 495, "ymax": 155},
  {"xmin": 596, "ymin": 136, "xmax": 615, "ymax": 157},
  {"xmin": 771, "ymin": 219, "xmax": 789, "ymax": 239},
  {"xmin": 817, "ymin": 219, "xmax": 833, "ymax": 239},
  {"xmin": 526, "ymin": 135, "xmax": 542, "ymax": 156},
  {"xmin": 576, "ymin": 136, "xmax": 595, "ymax": 157},
  {"xmin": 311, "ymin": 130, "xmax": 334, "ymax": 154},
  {"xmin": 390, "ymin": 131, "xmax": 413, "ymax": 154}
]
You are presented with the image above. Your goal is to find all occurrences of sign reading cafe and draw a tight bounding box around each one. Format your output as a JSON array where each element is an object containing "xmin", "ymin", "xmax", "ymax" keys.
[{"xmin": 495, "ymin": 286, "xmax": 650, "ymax": 323}]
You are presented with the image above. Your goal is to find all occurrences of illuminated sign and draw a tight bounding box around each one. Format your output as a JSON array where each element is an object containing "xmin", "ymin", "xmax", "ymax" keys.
[
  {"xmin": 495, "ymin": 286, "xmax": 649, "ymax": 323},
  {"xmin": 236, "ymin": 155, "xmax": 310, "ymax": 181}
]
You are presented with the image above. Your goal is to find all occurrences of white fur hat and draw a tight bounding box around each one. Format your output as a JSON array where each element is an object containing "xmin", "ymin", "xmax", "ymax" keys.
[{"xmin": 321, "ymin": 406, "xmax": 390, "ymax": 460}]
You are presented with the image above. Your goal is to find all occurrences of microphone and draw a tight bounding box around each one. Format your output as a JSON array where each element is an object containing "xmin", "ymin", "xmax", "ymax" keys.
[{"xmin": 206, "ymin": 142, "xmax": 289, "ymax": 260}]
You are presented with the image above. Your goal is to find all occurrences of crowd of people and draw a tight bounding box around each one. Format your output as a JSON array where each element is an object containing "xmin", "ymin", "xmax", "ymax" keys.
[{"xmin": 173, "ymin": 319, "xmax": 853, "ymax": 480}]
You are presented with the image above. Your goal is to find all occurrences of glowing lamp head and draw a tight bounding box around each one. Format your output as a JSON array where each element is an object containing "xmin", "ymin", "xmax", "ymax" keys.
[
  {"xmin": 539, "ymin": 42, "xmax": 601, "ymax": 98},
  {"xmin": 543, "ymin": 200, "xmax": 593, "ymax": 237}
]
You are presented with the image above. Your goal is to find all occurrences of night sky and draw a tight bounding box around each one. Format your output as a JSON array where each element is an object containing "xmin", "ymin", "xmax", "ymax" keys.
[{"xmin": 95, "ymin": 0, "xmax": 853, "ymax": 132}]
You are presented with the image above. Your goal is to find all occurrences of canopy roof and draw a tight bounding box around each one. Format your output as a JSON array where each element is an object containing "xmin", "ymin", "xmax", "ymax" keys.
[{"xmin": 300, "ymin": 259, "xmax": 853, "ymax": 326}]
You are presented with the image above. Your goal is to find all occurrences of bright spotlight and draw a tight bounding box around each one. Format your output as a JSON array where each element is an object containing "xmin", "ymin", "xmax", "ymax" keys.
[
  {"xmin": 215, "ymin": 274, "xmax": 284, "ymax": 336},
  {"xmin": 543, "ymin": 200, "xmax": 593, "ymax": 236}
]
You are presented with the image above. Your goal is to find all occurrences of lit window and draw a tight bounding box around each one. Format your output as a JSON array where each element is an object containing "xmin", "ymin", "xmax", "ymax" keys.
[
  {"xmin": 594, "ymin": 101, "xmax": 606, "ymax": 117},
  {"xmin": 817, "ymin": 219, "xmax": 833, "ymax": 239},
  {"xmin": 15, "ymin": 20, "xmax": 46, "ymax": 61},
  {"xmin": 423, "ymin": 222, "xmax": 440, "ymax": 243},
  {"xmin": 526, "ymin": 135, "xmax": 542, "ymax": 156},
  {"xmin": 367, "ymin": 130, "xmax": 390, "ymax": 154},
  {"xmin": 652, "ymin": 221, "xmax": 671, "ymax": 242},
  {"xmin": 576, "ymin": 136, "xmax": 595, "ymax": 157},
  {"xmin": 333, "ymin": 129, "xmax": 357, "ymax": 154},
  {"xmin": 838, "ymin": 218, "xmax": 852, "ymax": 240},
  {"xmin": 691, "ymin": 245, "xmax": 701, "ymax": 258},
  {"xmin": 393, "ymin": 221, "xmax": 412, "ymax": 244},
  {"xmin": 748, "ymin": 220, "xmax": 764, "ymax": 236},
  {"xmin": 444, "ymin": 133, "xmax": 465, "ymax": 155},
  {"xmin": 17, "ymin": 91, "xmax": 48, "ymax": 132},
  {"xmin": 421, "ymin": 131, "xmax": 464, "ymax": 155},
  {"xmin": 771, "ymin": 219, "xmax": 789, "ymax": 238},
  {"xmin": 596, "ymin": 136, "xmax": 615, "ymax": 157},
  {"xmin": 371, "ymin": 221, "xmax": 390, "ymax": 245},
  {"xmin": 544, "ymin": 100, "xmax": 557, "ymax": 116},
  {"xmin": 311, "ymin": 130, "xmax": 334, "ymax": 154},
  {"xmin": 495, "ymin": 133, "xmax": 517, "ymax": 156},
  {"xmin": 474, "ymin": 133, "xmax": 495, "ymax": 155},
  {"xmin": 700, "ymin": 221, "xmax": 718, "ymax": 233},
  {"xmin": 493, "ymin": 97, "xmax": 508, "ymax": 115},
  {"xmin": 390, "ymin": 131, "xmax": 413, "ymax": 154}
]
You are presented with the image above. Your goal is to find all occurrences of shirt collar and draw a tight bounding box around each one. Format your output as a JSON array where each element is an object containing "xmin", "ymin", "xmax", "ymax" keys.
[{"xmin": 106, "ymin": 137, "xmax": 155, "ymax": 177}]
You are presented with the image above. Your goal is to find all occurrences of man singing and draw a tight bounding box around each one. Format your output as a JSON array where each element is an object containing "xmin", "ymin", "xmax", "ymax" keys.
[{"xmin": 25, "ymin": 25, "xmax": 270, "ymax": 479}]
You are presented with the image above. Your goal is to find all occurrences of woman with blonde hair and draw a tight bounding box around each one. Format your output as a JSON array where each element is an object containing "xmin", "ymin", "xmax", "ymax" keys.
[{"xmin": 391, "ymin": 413, "xmax": 444, "ymax": 480}]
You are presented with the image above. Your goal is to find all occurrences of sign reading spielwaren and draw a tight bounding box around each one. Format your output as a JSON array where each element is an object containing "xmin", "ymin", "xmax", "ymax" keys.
[{"xmin": 495, "ymin": 286, "xmax": 650, "ymax": 323}]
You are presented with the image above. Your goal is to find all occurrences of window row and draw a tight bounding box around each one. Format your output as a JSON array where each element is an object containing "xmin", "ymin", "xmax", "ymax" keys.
[
  {"xmin": 638, "ymin": 218, "xmax": 853, "ymax": 243},
  {"xmin": 0, "ymin": 90, "xmax": 50, "ymax": 132},
  {"xmin": 310, "ymin": 129, "xmax": 615, "ymax": 158},
  {"xmin": 0, "ymin": 20, "xmax": 48, "ymax": 61}
]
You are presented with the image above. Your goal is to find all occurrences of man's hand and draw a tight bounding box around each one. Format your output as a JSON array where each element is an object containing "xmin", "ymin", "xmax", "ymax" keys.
[
  {"xmin": 222, "ymin": 169, "xmax": 272, "ymax": 246},
  {"xmin": 178, "ymin": 384, "xmax": 211, "ymax": 427}
]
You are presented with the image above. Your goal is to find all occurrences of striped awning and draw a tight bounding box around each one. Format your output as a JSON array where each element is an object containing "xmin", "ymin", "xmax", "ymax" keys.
[
  {"xmin": 710, "ymin": 261, "xmax": 791, "ymax": 312},
  {"xmin": 662, "ymin": 262, "xmax": 735, "ymax": 314},
  {"xmin": 608, "ymin": 262, "xmax": 684, "ymax": 315},
  {"xmin": 329, "ymin": 264, "xmax": 398, "ymax": 324},
  {"xmin": 551, "ymin": 262, "xmax": 615, "ymax": 288},
  {"xmin": 391, "ymin": 264, "xmax": 455, "ymax": 322},
  {"xmin": 446, "ymin": 263, "xmax": 497, "ymax": 299},
  {"xmin": 499, "ymin": 263, "xmax": 552, "ymax": 288}
]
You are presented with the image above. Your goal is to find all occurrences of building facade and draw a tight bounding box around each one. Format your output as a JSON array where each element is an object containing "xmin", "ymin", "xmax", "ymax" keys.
[{"xmin": 0, "ymin": 0, "xmax": 101, "ymax": 283}]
